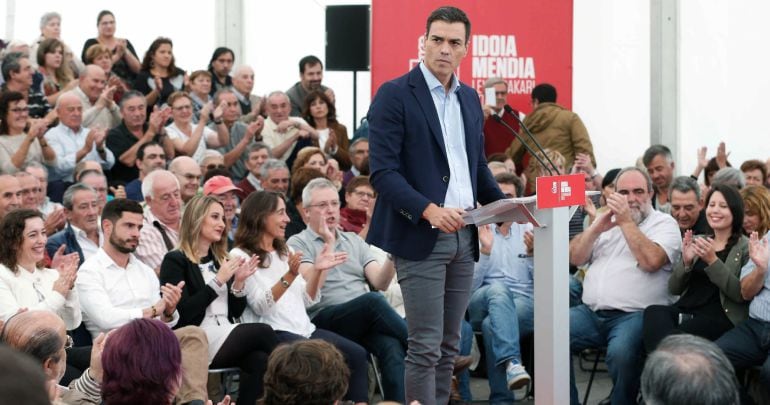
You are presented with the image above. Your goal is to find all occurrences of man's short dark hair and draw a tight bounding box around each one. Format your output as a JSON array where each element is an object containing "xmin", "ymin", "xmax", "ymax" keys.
[
  {"xmin": 426, "ymin": 6, "xmax": 471, "ymax": 43},
  {"xmin": 137, "ymin": 141, "xmax": 162, "ymax": 162},
  {"xmin": 118, "ymin": 90, "xmax": 145, "ymax": 109},
  {"xmin": 494, "ymin": 172, "xmax": 523, "ymax": 198},
  {"xmin": 0, "ymin": 345, "xmax": 50, "ymax": 405},
  {"xmin": 642, "ymin": 144, "xmax": 673, "ymax": 167},
  {"xmin": 641, "ymin": 334, "xmax": 739, "ymax": 405},
  {"xmin": 299, "ymin": 55, "xmax": 323, "ymax": 74},
  {"xmin": 740, "ymin": 159, "xmax": 768, "ymax": 180},
  {"xmin": 102, "ymin": 198, "xmax": 144, "ymax": 226},
  {"xmin": 531, "ymin": 83, "xmax": 557, "ymax": 103},
  {"xmin": 1, "ymin": 52, "xmax": 24, "ymax": 82},
  {"xmin": 668, "ymin": 176, "xmax": 701, "ymax": 201}
]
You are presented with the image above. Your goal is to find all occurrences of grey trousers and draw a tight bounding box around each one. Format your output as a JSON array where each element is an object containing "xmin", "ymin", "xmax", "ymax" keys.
[{"xmin": 395, "ymin": 227, "xmax": 475, "ymax": 405}]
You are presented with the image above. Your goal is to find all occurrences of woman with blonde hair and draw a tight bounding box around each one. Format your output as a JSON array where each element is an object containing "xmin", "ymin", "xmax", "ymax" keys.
[
  {"xmin": 159, "ymin": 195, "xmax": 277, "ymax": 404},
  {"xmin": 523, "ymin": 148, "xmax": 566, "ymax": 196},
  {"xmin": 740, "ymin": 185, "xmax": 770, "ymax": 237}
]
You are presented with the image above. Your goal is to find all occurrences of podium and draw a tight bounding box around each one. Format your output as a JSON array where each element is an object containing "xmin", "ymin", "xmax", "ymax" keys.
[{"xmin": 464, "ymin": 175, "xmax": 597, "ymax": 405}]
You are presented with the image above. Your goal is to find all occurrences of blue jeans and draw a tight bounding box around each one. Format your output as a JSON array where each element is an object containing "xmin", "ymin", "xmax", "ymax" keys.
[
  {"xmin": 716, "ymin": 317, "xmax": 770, "ymax": 383},
  {"xmin": 569, "ymin": 274, "xmax": 583, "ymax": 308},
  {"xmin": 312, "ymin": 292, "xmax": 408, "ymax": 402},
  {"xmin": 457, "ymin": 320, "xmax": 473, "ymax": 402},
  {"xmin": 468, "ymin": 282, "xmax": 534, "ymax": 404},
  {"xmin": 569, "ymin": 305, "xmax": 643, "ymax": 405}
]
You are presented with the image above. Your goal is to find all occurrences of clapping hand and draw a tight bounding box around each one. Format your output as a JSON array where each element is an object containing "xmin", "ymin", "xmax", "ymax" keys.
[
  {"xmin": 749, "ymin": 231, "xmax": 769, "ymax": 271},
  {"xmin": 523, "ymin": 230, "xmax": 534, "ymax": 256},
  {"xmin": 52, "ymin": 254, "xmax": 78, "ymax": 296},
  {"xmin": 681, "ymin": 230, "xmax": 697, "ymax": 266},
  {"xmin": 478, "ymin": 224, "xmax": 494, "ymax": 255},
  {"xmin": 160, "ymin": 281, "xmax": 185, "ymax": 316},
  {"xmin": 692, "ymin": 235, "xmax": 717, "ymax": 265}
]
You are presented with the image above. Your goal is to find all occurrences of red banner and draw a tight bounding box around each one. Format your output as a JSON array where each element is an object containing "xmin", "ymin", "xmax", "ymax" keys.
[
  {"xmin": 536, "ymin": 174, "xmax": 586, "ymax": 209},
  {"xmin": 371, "ymin": 0, "xmax": 574, "ymax": 113}
]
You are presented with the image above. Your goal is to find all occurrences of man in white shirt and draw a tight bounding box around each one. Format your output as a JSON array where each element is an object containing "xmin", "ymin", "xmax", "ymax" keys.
[
  {"xmin": 44, "ymin": 92, "xmax": 115, "ymax": 186},
  {"xmin": 76, "ymin": 198, "xmax": 209, "ymax": 404},
  {"xmin": 567, "ymin": 167, "xmax": 681, "ymax": 405},
  {"xmin": 45, "ymin": 183, "xmax": 101, "ymax": 265},
  {"xmin": 260, "ymin": 91, "xmax": 318, "ymax": 166}
]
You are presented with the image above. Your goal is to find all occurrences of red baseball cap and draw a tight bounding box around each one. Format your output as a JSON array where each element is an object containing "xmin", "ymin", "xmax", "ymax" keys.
[{"xmin": 203, "ymin": 175, "xmax": 242, "ymax": 196}]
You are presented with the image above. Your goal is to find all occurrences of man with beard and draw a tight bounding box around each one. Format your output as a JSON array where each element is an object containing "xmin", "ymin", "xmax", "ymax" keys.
[
  {"xmin": 643, "ymin": 144, "xmax": 676, "ymax": 214},
  {"xmin": 75, "ymin": 198, "xmax": 210, "ymax": 404},
  {"xmin": 567, "ymin": 167, "xmax": 681, "ymax": 405},
  {"xmin": 286, "ymin": 55, "xmax": 332, "ymax": 116}
]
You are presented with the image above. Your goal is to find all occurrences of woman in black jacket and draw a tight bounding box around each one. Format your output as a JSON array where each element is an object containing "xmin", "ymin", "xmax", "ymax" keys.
[{"xmin": 159, "ymin": 195, "xmax": 277, "ymax": 404}]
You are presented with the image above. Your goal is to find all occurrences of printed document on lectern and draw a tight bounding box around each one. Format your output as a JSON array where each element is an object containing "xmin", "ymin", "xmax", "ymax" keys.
[{"xmin": 462, "ymin": 196, "xmax": 541, "ymax": 227}]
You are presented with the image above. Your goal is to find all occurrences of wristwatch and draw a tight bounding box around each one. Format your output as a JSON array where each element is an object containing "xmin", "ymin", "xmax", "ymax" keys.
[{"xmin": 280, "ymin": 276, "xmax": 290, "ymax": 288}]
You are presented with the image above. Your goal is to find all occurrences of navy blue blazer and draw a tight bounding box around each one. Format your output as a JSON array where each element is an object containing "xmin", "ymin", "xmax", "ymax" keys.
[
  {"xmin": 45, "ymin": 223, "xmax": 85, "ymax": 265},
  {"xmin": 367, "ymin": 66, "xmax": 505, "ymax": 261}
]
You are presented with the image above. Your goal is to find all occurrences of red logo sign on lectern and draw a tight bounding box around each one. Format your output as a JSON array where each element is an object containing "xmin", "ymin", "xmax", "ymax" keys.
[{"xmin": 536, "ymin": 174, "xmax": 586, "ymax": 209}]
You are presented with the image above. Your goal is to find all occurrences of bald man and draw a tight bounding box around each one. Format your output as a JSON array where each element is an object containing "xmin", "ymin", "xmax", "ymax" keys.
[
  {"xmin": 0, "ymin": 174, "xmax": 22, "ymax": 219},
  {"xmin": 169, "ymin": 156, "xmax": 202, "ymax": 204},
  {"xmin": 2, "ymin": 311, "xmax": 103, "ymax": 404},
  {"xmin": 70, "ymin": 64, "xmax": 121, "ymax": 129}
]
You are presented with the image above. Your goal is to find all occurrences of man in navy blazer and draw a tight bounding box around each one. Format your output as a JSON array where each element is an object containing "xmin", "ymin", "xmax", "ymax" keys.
[{"xmin": 367, "ymin": 6, "xmax": 506, "ymax": 404}]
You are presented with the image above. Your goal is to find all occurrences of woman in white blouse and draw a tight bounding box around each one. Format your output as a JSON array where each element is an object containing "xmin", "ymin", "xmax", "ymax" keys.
[
  {"xmin": 0, "ymin": 92, "xmax": 56, "ymax": 174},
  {"xmin": 231, "ymin": 191, "xmax": 368, "ymax": 404},
  {"xmin": 165, "ymin": 91, "xmax": 228, "ymax": 164},
  {"xmin": 0, "ymin": 208, "xmax": 85, "ymax": 383}
]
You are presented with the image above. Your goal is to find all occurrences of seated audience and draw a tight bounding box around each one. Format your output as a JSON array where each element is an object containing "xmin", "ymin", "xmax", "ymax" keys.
[
  {"xmin": 231, "ymin": 191, "xmax": 368, "ymax": 404},
  {"xmin": 45, "ymin": 183, "xmax": 102, "ymax": 264},
  {"xmin": 168, "ymin": 156, "xmax": 202, "ymax": 205},
  {"xmin": 236, "ymin": 142, "xmax": 271, "ymax": 200},
  {"xmin": 135, "ymin": 170, "xmax": 182, "ymax": 273},
  {"xmin": 83, "ymin": 43, "xmax": 128, "ymax": 104},
  {"xmin": 668, "ymin": 176, "xmax": 710, "ymax": 236},
  {"xmin": 36, "ymin": 38, "xmax": 76, "ymax": 105},
  {"xmin": 106, "ymin": 90, "xmax": 173, "ymax": 183},
  {"xmin": 302, "ymin": 89, "xmax": 351, "ymax": 170},
  {"xmin": 203, "ymin": 175, "xmax": 241, "ymax": 245},
  {"xmin": 0, "ymin": 344, "xmax": 50, "ymax": 405},
  {"xmin": 1, "ymin": 310, "xmax": 103, "ymax": 404},
  {"xmin": 1, "ymin": 52, "xmax": 53, "ymax": 120},
  {"xmin": 343, "ymin": 138, "xmax": 369, "ymax": 187},
  {"xmin": 642, "ymin": 334, "xmax": 740, "ymax": 405},
  {"xmin": 208, "ymin": 47, "xmax": 234, "ymax": 97},
  {"xmin": 741, "ymin": 159, "xmax": 767, "ymax": 187},
  {"xmin": 741, "ymin": 185, "xmax": 770, "ymax": 237},
  {"xmin": 44, "ymin": 92, "xmax": 114, "ymax": 199},
  {"xmin": 188, "ymin": 70, "xmax": 212, "ymax": 122},
  {"xmin": 159, "ymin": 195, "xmax": 278, "ymax": 405},
  {"xmin": 30, "ymin": 12, "xmax": 83, "ymax": 75},
  {"xmin": 261, "ymin": 339, "xmax": 350, "ymax": 405},
  {"xmin": 286, "ymin": 55, "xmax": 331, "ymax": 116},
  {"xmin": 261, "ymin": 91, "xmax": 317, "ymax": 168},
  {"xmin": 80, "ymin": 10, "xmax": 141, "ymax": 84},
  {"xmin": 291, "ymin": 146, "xmax": 327, "ymax": 174},
  {"xmin": 712, "ymin": 167, "xmax": 746, "ymax": 190},
  {"xmin": 69, "ymin": 64, "xmax": 121, "ymax": 130},
  {"xmin": 76, "ymin": 198, "xmax": 209, "ymax": 404},
  {"xmin": 0, "ymin": 91, "xmax": 54, "ymax": 174},
  {"xmin": 285, "ymin": 167, "xmax": 326, "ymax": 239},
  {"xmin": 469, "ymin": 173, "xmax": 535, "ymax": 402},
  {"xmin": 101, "ymin": 319, "xmax": 181, "ymax": 405},
  {"xmin": 260, "ymin": 158, "xmax": 290, "ymax": 195},
  {"xmin": 213, "ymin": 88, "xmax": 265, "ymax": 180},
  {"xmin": 166, "ymin": 91, "xmax": 228, "ymax": 164},
  {"xmin": 716, "ymin": 230, "xmax": 770, "ymax": 394},
  {"xmin": 231, "ymin": 65, "xmax": 262, "ymax": 122},
  {"xmin": 288, "ymin": 178, "xmax": 407, "ymax": 402},
  {"xmin": 134, "ymin": 37, "xmax": 186, "ymax": 109},
  {"xmin": 339, "ymin": 176, "xmax": 375, "ymax": 236},
  {"xmin": 125, "ymin": 141, "xmax": 167, "ymax": 201},
  {"xmin": 568, "ymin": 167, "xmax": 681, "ymax": 405},
  {"xmin": 0, "ymin": 174, "xmax": 22, "ymax": 219},
  {"xmin": 643, "ymin": 184, "xmax": 748, "ymax": 353}
]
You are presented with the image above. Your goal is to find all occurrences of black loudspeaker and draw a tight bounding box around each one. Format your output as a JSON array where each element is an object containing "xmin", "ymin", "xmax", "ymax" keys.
[{"xmin": 325, "ymin": 5, "xmax": 370, "ymax": 71}]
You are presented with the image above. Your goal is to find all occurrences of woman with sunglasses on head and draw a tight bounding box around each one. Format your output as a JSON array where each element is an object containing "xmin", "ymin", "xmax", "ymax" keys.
[
  {"xmin": 165, "ymin": 91, "xmax": 229, "ymax": 164},
  {"xmin": 643, "ymin": 184, "xmax": 749, "ymax": 353},
  {"xmin": 0, "ymin": 92, "xmax": 56, "ymax": 174},
  {"xmin": 230, "ymin": 191, "xmax": 368, "ymax": 404},
  {"xmin": 159, "ymin": 195, "xmax": 278, "ymax": 404}
]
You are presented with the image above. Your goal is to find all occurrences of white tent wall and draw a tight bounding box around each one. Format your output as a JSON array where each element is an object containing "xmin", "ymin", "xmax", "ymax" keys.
[{"xmin": 2, "ymin": 0, "xmax": 768, "ymax": 173}]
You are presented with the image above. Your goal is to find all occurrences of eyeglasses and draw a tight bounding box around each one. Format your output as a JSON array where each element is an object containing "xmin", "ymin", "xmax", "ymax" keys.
[
  {"xmin": 352, "ymin": 190, "xmax": 375, "ymax": 199},
  {"xmin": 9, "ymin": 107, "xmax": 29, "ymax": 114},
  {"xmin": 64, "ymin": 335, "xmax": 74, "ymax": 350},
  {"xmin": 308, "ymin": 200, "xmax": 340, "ymax": 210},
  {"xmin": 205, "ymin": 164, "xmax": 226, "ymax": 171}
]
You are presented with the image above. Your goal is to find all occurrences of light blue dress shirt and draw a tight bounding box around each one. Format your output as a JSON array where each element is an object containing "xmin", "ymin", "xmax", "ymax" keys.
[
  {"xmin": 418, "ymin": 62, "xmax": 474, "ymax": 210},
  {"xmin": 741, "ymin": 230, "xmax": 770, "ymax": 322}
]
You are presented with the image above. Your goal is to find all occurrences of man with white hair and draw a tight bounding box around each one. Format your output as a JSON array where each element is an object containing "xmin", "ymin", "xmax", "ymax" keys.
[
  {"xmin": 168, "ymin": 156, "xmax": 202, "ymax": 204},
  {"xmin": 567, "ymin": 167, "xmax": 681, "ymax": 405},
  {"xmin": 261, "ymin": 91, "xmax": 318, "ymax": 167},
  {"xmin": 44, "ymin": 92, "xmax": 115, "ymax": 201},
  {"xmin": 231, "ymin": 65, "xmax": 262, "ymax": 123},
  {"xmin": 69, "ymin": 65, "xmax": 121, "ymax": 129},
  {"xmin": 135, "ymin": 170, "xmax": 182, "ymax": 273}
]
